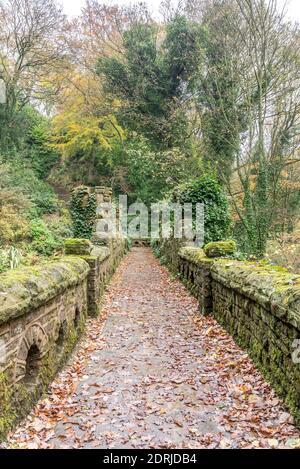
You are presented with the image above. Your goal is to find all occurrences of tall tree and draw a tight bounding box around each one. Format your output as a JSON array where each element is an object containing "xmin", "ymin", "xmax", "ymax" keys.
[
  {"xmin": 196, "ymin": 0, "xmax": 245, "ymax": 179},
  {"xmin": 97, "ymin": 14, "xmax": 203, "ymax": 149},
  {"xmin": 201, "ymin": 0, "xmax": 300, "ymax": 256},
  {"xmin": 0, "ymin": 0, "xmax": 66, "ymax": 146}
]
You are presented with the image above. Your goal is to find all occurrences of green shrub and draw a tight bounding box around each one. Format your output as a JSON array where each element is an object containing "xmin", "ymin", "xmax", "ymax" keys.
[
  {"xmin": 26, "ymin": 122, "xmax": 59, "ymax": 180},
  {"xmin": 28, "ymin": 180, "xmax": 58, "ymax": 217},
  {"xmin": 151, "ymin": 240, "xmax": 161, "ymax": 258},
  {"xmin": 0, "ymin": 158, "xmax": 59, "ymax": 218},
  {"xmin": 125, "ymin": 136, "xmax": 191, "ymax": 205},
  {"xmin": 172, "ymin": 175, "xmax": 231, "ymax": 244},
  {"xmin": 45, "ymin": 210, "xmax": 73, "ymax": 240},
  {"xmin": 64, "ymin": 238, "xmax": 92, "ymax": 255}
]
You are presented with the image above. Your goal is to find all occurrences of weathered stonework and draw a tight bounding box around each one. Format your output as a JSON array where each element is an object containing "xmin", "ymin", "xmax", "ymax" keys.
[
  {"xmin": 92, "ymin": 186, "xmax": 114, "ymax": 247},
  {"xmin": 156, "ymin": 238, "xmax": 185, "ymax": 272},
  {"xmin": 204, "ymin": 240, "xmax": 237, "ymax": 258},
  {"xmin": 178, "ymin": 250, "xmax": 214, "ymax": 317},
  {"xmin": 159, "ymin": 240, "xmax": 300, "ymax": 424},
  {"xmin": 0, "ymin": 237, "xmax": 126, "ymax": 440}
]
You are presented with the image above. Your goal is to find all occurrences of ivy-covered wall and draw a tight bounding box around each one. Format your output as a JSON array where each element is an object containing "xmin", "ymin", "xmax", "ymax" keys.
[{"xmin": 159, "ymin": 240, "xmax": 300, "ymax": 425}]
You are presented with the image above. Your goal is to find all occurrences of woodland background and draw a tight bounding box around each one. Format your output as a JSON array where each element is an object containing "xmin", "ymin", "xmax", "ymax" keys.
[{"xmin": 0, "ymin": 0, "xmax": 300, "ymax": 271}]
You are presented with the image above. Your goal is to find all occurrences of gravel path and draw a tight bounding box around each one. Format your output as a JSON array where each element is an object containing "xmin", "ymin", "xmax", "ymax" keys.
[{"xmin": 7, "ymin": 248, "xmax": 300, "ymax": 449}]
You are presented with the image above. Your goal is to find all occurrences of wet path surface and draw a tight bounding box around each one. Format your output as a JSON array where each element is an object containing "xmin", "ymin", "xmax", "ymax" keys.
[{"xmin": 7, "ymin": 248, "xmax": 300, "ymax": 448}]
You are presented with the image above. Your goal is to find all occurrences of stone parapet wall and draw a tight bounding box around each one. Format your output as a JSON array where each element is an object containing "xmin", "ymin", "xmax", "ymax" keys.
[
  {"xmin": 0, "ymin": 257, "xmax": 89, "ymax": 327},
  {"xmin": 80, "ymin": 239, "xmax": 127, "ymax": 317},
  {"xmin": 0, "ymin": 239, "xmax": 126, "ymax": 439},
  {"xmin": 178, "ymin": 249, "xmax": 214, "ymax": 316},
  {"xmin": 159, "ymin": 241, "xmax": 300, "ymax": 424}
]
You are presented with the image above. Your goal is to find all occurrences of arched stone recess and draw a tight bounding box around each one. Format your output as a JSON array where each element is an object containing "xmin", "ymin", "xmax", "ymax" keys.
[{"xmin": 14, "ymin": 323, "xmax": 49, "ymax": 384}]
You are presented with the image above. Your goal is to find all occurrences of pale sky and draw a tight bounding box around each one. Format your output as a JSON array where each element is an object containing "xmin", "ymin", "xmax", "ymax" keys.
[{"xmin": 60, "ymin": 0, "xmax": 300, "ymax": 22}]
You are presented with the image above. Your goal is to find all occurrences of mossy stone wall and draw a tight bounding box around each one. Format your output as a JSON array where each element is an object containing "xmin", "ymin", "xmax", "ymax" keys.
[
  {"xmin": 77, "ymin": 238, "xmax": 127, "ymax": 317},
  {"xmin": 159, "ymin": 240, "xmax": 300, "ymax": 424}
]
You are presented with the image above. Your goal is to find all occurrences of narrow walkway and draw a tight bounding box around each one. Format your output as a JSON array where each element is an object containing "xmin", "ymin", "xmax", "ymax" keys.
[{"xmin": 8, "ymin": 249, "xmax": 300, "ymax": 449}]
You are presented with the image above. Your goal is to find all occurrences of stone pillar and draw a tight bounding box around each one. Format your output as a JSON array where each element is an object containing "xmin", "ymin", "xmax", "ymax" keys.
[
  {"xmin": 94, "ymin": 186, "xmax": 112, "ymax": 205},
  {"xmin": 92, "ymin": 187, "xmax": 114, "ymax": 246}
]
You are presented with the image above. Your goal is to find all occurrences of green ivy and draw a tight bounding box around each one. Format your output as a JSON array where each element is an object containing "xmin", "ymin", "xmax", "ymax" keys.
[
  {"xmin": 26, "ymin": 122, "xmax": 59, "ymax": 180},
  {"xmin": 69, "ymin": 186, "xmax": 97, "ymax": 240}
]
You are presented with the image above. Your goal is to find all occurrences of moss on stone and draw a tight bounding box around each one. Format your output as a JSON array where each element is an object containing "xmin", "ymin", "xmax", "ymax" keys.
[
  {"xmin": 0, "ymin": 315, "xmax": 87, "ymax": 442},
  {"xmin": 64, "ymin": 238, "xmax": 93, "ymax": 255},
  {"xmin": 70, "ymin": 246, "xmax": 110, "ymax": 269},
  {"xmin": 0, "ymin": 237, "xmax": 126, "ymax": 442},
  {"xmin": 211, "ymin": 259, "xmax": 300, "ymax": 327},
  {"xmin": 204, "ymin": 240, "xmax": 237, "ymax": 258},
  {"xmin": 158, "ymin": 237, "xmax": 300, "ymax": 425},
  {"xmin": 179, "ymin": 247, "xmax": 209, "ymax": 264},
  {"xmin": 214, "ymin": 308, "xmax": 300, "ymax": 425},
  {"xmin": 0, "ymin": 257, "xmax": 89, "ymax": 326}
]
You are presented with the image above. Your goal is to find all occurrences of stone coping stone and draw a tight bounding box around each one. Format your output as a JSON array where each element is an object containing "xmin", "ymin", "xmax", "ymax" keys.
[
  {"xmin": 204, "ymin": 240, "xmax": 237, "ymax": 258},
  {"xmin": 0, "ymin": 257, "xmax": 90, "ymax": 326},
  {"xmin": 81, "ymin": 246, "xmax": 111, "ymax": 263},
  {"xmin": 179, "ymin": 247, "xmax": 211, "ymax": 265}
]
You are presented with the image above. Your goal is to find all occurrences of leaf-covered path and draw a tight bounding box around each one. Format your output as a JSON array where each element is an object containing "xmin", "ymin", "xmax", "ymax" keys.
[{"xmin": 7, "ymin": 248, "xmax": 300, "ymax": 449}]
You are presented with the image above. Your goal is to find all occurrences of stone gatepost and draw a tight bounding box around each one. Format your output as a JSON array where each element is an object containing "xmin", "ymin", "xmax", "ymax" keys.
[
  {"xmin": 94, "ymin": 186, "xmax": 113, "ymax": 205},
  {"xmin": 92, "ymin": 187, "xmax": 114, "ymax": 246}
]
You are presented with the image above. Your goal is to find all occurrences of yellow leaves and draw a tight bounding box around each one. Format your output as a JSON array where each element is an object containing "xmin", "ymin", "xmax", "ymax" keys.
[
  {"xmin": 111, "ymin": 98, "xmax": 124, "ymax": 111},
  {"xmin": 267, "ymin": 438, "xmax": 279, "ymax": 448},
  {"xmin": 188, "ymin": 428, "xmax": 199, "ymax": 435},
  {"xmin": 204, "ymin": 326, "xmax": 219, "ymax": 337},
  {"xmin": 50, "ymin": 68, "xmax": 125, "ymax": 161},
  {"xmin": 236, "ymin": 384, "xmax": 250, "ymax": 394},
  {"xmin": 51, "ymin": 111, "xmax": 124, "ymax": 160}
]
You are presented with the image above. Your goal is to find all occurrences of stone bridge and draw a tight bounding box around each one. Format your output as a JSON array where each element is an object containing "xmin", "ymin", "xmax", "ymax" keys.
[{"xmin": 1, "ymin": 218, "xmax": 300, "ymax": 447}]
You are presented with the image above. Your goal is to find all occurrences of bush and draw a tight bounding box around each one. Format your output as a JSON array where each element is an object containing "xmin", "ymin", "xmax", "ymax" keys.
[
  {"xmin": 172, "ymin": 175, "xmax": 231, "ymax": 244},
  {"xmin": 0, "ymin": 167, "xmax": 31, "ymax": 245},
  {"xmin": 29, "ymin": 219, "xmax": 63, "ymax": 256},
  {"xmin": 0, "ymin": 159, "xmax": 59, "ymax": 218},
  {"xmin": 125, "ymin": 135, "xmax": 195, "ymax": 205},
  {"xmin": 0, "ymin": 203, "xmax": 30, "ymax": 244},
  {"xmin": 44, "ymin": 209, "xmax": 73, "ymax": 240}
]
